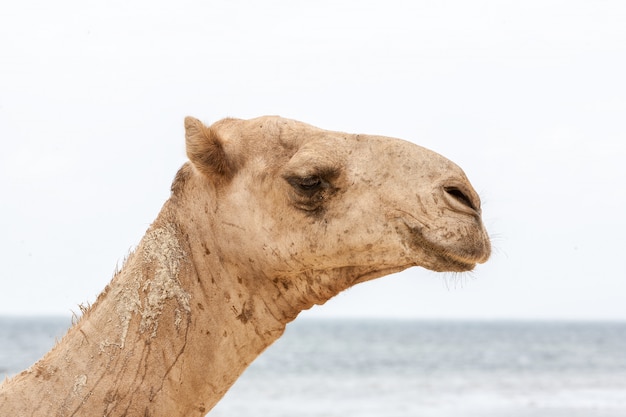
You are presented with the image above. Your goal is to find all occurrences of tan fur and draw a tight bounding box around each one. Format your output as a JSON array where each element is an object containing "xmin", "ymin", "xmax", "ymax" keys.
[{"xmin": 0, "ymin": 116, "xmax": 490, "ymax": 416}]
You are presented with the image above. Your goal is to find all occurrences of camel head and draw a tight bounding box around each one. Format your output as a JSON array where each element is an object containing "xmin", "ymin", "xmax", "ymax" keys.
[
  {"xmin": 0, "ymin": 115, "xmax": 491, "ymax": 417},
  {"xmin": 178, "ymin": 116, "xmax": 490, "ymax": 301}
]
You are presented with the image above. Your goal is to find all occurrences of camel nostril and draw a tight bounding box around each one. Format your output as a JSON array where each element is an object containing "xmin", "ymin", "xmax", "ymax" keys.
[{"xmin": 444, "ymin": 187, "xmax": 476, "ymax": 212}]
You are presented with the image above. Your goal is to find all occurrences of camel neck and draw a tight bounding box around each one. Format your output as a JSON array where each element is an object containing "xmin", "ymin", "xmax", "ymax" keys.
[{"xmin": 0, "ymin": 208, "xmax": 288, "ymax": 417}]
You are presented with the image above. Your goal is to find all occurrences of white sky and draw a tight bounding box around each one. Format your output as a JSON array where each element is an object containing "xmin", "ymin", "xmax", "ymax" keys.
[{"xmin": 1, "ymin": 0, "xmax": 625, "ymax": 320}]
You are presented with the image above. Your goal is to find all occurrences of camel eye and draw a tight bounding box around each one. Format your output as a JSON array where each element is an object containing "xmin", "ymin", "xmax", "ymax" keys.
[
  {"xmin": 297, "ymin": 176, "xmax": 322, "ymax": 190},
  {"xmin": 283, "ymin": 167, "xmax": 340, "ymax": 212},
  {"xmin": 285, "ymin": 175, "xmax": 324, "ymax": 194}
]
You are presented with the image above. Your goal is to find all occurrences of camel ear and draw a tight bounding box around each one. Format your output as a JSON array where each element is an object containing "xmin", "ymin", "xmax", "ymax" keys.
[{"xmin": 184, "ymin": 116, "xmax": 233, "ymax": 179}]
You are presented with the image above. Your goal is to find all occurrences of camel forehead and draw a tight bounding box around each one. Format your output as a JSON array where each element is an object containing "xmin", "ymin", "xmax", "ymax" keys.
[
  {"xmin": 212, "ymin": 116, "xmax": 455, "ymax": 176},
  {"xmin": 241, "ymin": 116, "xmax": 435, "ymax": 150},
  {"xmin": 215, "ymin": 116, "xmax": 347, "ymax": 148}
]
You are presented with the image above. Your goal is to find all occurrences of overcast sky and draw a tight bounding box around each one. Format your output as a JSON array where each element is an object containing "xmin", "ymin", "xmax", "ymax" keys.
[{"xmin": 1, "ymin": 0, "xmax": 625, "ymax": 320}]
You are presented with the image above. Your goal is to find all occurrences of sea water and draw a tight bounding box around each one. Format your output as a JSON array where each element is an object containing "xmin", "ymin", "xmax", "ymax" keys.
[{"xmin": 1, "ymin": 317, "xmax": 626, "ymax": 416}]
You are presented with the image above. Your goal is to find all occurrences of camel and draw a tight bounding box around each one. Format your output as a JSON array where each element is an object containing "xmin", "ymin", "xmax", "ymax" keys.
[{"xmin": 0, "ymin": 115, "xmax": 490, "ymax": 416}]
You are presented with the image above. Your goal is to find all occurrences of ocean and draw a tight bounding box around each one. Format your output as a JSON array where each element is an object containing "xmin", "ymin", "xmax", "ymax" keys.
[{"xmin": 1, "ymin": 317, "xmax": 626, "ymax": 416}]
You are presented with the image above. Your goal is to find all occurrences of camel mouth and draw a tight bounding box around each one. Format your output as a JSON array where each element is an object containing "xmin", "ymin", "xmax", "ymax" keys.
[
  {"xmin": 398, "ymin": 218, "xmax": 487, "ymax": 273},
  {"xmin": 432, "ymin": 253, "xmax": 478, "ymax": 272},
  {"xmin": 421, "ymin": 245, "xmax": 479, "ymax": 272}
]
